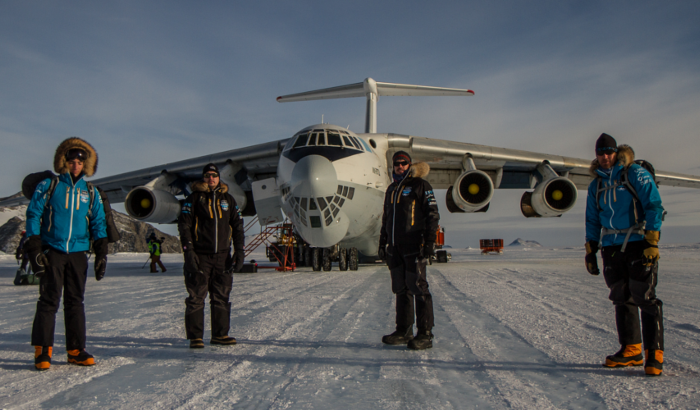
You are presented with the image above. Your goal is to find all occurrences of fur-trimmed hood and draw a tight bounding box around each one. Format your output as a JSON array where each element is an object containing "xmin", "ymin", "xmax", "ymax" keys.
[
  {"xmin": 54, "ymin": 137, "xmax": 98, "ymax": 177},
  {"xmin": 588, "ymin": 144, "xmax": 635, "ymax": 177},
  {"xmin": 191, "ymin": 180, "xmax": 229, "ymax": 193},
  {"xmin": 409, "ymin": 162, "xmax": 430, "ymax": 179}
]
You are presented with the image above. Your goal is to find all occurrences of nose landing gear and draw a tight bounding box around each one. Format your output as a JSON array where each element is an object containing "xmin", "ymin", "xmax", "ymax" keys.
[{"xmin": 308, "ymin": 245, "xmax": 359, "ymax": 272}]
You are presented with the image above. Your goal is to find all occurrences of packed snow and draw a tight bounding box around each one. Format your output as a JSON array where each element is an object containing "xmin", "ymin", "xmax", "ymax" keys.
[{"xmin": 1, "ymin": 245, "xmax": 699, "ymax": 409}]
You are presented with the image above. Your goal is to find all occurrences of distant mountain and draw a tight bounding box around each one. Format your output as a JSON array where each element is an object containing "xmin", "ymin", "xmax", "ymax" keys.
[
  {"xmin": 0, "ymin": 206, "xmax": 181, "ymax": 254},
  {"xmin": 507, "ymin": 238, "xmax": 543, "ymax": 248}
]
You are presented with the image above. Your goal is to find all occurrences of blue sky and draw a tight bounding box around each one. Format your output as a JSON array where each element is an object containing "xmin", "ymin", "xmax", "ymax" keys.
[{"xmin": 1, "ymin": 1, "xmax": 699, "ymax": 247}]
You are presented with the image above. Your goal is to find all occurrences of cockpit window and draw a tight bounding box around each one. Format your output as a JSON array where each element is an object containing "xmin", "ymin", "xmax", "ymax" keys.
[
  {"xmin": 293, "ymin": 133, "xmax": 309, "ymax": 148},
  {"xmin": 327, "ymin": 131, "xmax": 342, "ymax": 146},
  {"xmin": 316, "ymin": 132, "xmax": 326, "ymax": 145},
  {"xmin": 307, "ymin": 134, "xmax": 317, "ymax": 146},
  {"xmin": 349, "ymin": 136, "xmax": 363, "ymax": 150},
  {"xmin": 342, "ymin": 136, "xmax": 353, "ymax": 147}
]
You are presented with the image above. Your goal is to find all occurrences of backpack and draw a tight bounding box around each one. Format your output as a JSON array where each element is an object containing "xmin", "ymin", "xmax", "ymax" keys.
[
  {"xmin": 595, "ymin": 159, "xmax": 657, "ymax": 213},
  {"xmin": 22, "ymin": 171, "xmax": 121, "ymax": 243}
]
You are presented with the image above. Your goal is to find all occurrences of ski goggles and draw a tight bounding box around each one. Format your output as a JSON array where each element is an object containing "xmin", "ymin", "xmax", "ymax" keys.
[
  {"xmin": 596, "ymin": 147, "xmax": 618, "ymax": 154},
  {"xmin": 65, "ymin": 148, "xmax": 88, "ymax": 162}
]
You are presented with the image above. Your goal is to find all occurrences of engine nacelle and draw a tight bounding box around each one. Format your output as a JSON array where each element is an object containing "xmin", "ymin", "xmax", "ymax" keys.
[
  {"xmin": 125, "ymin": 186, "xmax": 181, "ymax": 223},
  {"xmin": 448, "ymin": 170, "xmax": 494, "ymax": 213},
  {"xmin": 520, "ymin": 177, "xmax": 577, "ymax": 218}
]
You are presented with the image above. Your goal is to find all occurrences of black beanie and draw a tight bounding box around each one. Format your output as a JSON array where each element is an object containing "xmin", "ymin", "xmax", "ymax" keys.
[
  {"xmin": 595, "ymin": 133, "xmax": 617, "ymax": 153},
  {"xmin": 202, "ymin": 163, "xmax": 219, "ymax": 175},
  {"xmin": 392, "ymin": 151, "xmax": 412, "ymax": 163}
]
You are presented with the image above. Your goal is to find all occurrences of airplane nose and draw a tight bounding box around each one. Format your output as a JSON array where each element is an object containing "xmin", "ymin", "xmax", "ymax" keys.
[{"xmin": 291, "ymin": 155, "xmax": 338, "ymax": 198}]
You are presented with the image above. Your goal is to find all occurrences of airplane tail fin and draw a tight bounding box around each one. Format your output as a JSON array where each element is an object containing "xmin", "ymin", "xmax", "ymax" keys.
[{"xmin": 277, "ymin": 78, "xmax": 473, "ymax": 133}]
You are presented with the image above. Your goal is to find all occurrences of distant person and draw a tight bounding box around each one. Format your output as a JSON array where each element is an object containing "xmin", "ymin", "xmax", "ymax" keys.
[
  {"xmin": 585, "ymin": 133, "xmax": 665, "ymax": 376},
  {"xmin": 178, "ymin": 163, "xmax": 245, "ymax": 348},
  {"xmin": 24, "ymin": 137, "xmax": 109, "ymax": 370},
  {"xmin": 147, "ymin": 233, "xmax": 167, "ymax": 273},
  {"xmin": 378, "ymin": 151, "xmax": 440, "ymax": 350}
]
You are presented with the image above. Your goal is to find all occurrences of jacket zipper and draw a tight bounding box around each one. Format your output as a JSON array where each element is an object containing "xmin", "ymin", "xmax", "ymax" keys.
[
  {"xmin": 391, "ymin": 177, "xmax": 408, "ymax": 246},
  {"xmin": 195, "ymin": 217, "xmax": 199, "ymax": 241},
  {"xmin": 67, "ymin": 181, "xmax": 76, "ymax": 253},
  {"xmin": 411, "ymin": 200, "xmax": 415, "ymax": 226}
]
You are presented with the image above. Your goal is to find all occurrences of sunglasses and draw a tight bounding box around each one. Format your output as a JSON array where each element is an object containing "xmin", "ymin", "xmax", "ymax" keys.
[
  {"xmin": 203, "ymin": 173, "xmax": 219, "ymax": 179},
  {"xmin": 596, "ymin": 147, "xmax": 618, "ymax": 154},
  {"xmin": 65, "ymin": 149, "xmax": 88, "ymax": 162},
  {"xmin": 393, "ymin": 161, "xmax": 409, "ymax": 167}
]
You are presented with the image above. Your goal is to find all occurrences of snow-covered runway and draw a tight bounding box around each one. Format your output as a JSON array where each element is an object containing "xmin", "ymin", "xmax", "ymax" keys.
[{"xmin": 1, "ymin": 246, "xmax": 699, "ymax": 409}]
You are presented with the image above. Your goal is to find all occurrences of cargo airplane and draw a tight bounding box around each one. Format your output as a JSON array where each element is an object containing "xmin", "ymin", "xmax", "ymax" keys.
[{"xmin": 3, "ymin": 78, "xmax": 700, "ymax": 271}]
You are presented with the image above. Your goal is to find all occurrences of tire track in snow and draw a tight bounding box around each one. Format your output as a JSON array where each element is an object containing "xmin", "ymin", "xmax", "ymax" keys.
[{"xmin": 430, "ymin": 267, "xmax": 607, "ymax": 409}]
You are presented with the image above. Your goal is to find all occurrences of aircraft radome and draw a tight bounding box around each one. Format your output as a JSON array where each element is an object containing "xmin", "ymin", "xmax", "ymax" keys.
[{"xmin": 2, "ymin": 78, "xmax": 700, "ymax": 271}]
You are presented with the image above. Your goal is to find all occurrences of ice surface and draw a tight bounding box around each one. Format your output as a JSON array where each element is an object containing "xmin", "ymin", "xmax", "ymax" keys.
[{"xmin": 1, "ymin": 245, "xmax": 699, "ymax": 409}]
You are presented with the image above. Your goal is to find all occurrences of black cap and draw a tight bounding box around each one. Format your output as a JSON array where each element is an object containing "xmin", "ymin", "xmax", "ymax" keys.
[
  {"xmin": 595, "ymin": 133, "xmax": 617, "ymax": 154},
  {"xmin": 392, "ymin": 151, "xmax": 412, "ymax": 163},
  {"xmin": 202, "ymin": 163, "xmax": 219, "ymax": 175}
]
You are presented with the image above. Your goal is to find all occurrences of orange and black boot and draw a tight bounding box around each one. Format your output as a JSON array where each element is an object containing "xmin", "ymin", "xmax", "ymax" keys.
[
  {"xmin": 67, "ymin": 349, "xmax": 95, "ymax": 366},
  {"xmin": 34, "ymin": 346, "xmax": 52, "ymax": 371},
  {"xmin": 603, "ymin": 344, "xmax": 644, "ymax": 367},
  {"xmin": 645, "ymin": 349, "xmax": 663, "ymax": 376}
]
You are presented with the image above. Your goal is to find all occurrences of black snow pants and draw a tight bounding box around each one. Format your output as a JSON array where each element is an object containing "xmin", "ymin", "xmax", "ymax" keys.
[
  {"xmin": 31, "ymin": 249, "xmax": 88, "ymax": 350},
  {"xmin": 386, "ymin": 243, "xmax": 434, "ymax": 332},
  {"xmin": 184, "ymin": 252, "xmax": 233, "ymax": 340},
  {"xmin": 602, "ymin": 240, "xmax": 664, "ymax": 351}
]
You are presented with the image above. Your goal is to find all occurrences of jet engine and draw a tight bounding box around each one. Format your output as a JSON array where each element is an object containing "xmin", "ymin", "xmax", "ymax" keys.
[
  {"xmin": 520, "ymin": 162, "xmax": 577, "ymax": 218},
  {"xmin": 125, "ymin": 186, "xmax": 181, "ymax": 223},
  {"xmin": 445, "ymin": 163, "xmax": 494, "ymax": 213}
]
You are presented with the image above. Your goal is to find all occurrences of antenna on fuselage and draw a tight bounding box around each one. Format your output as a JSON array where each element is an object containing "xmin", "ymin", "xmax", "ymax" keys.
[{"xmin": 276, "ymin": 78, "xmax": 474, "ymax": 134}]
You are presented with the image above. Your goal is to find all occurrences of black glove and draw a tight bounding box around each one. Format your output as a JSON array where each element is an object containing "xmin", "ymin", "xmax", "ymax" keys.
[
  {"xmin": 233, "ymin": 250, "xmax": 245, "ymax": 273},
  {"xmin": 225, "ymin": 252, "xmax": 234, "ymax": 274},
  {"xmin": 377, "ymin": 244, "xmax": 387, "ymax": 260},
  {"xmin": 184, "ymin": 251, "xmax": 201, "ymax": 274},
  {"xmin": 24, "ymin": 235, "xmax": 49, "ymax": 278},
  {"xmin": 422, "ymin": 242, "xmax": 436, "ymax": 259},
  {"xmin": 93, "ymin": 238, "xmax": 109, "ymax": 281},
  {"xmin": 585, "ymin": 241, "xmax": 600, "ymax": 275}
]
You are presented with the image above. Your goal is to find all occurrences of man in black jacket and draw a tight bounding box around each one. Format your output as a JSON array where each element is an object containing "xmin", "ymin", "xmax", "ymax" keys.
[
  {"xmin": 178, "ymin": 164, "xmax": 245, "ymax": 348},
  {"xmin": 378, "ymin": 151, "xmax": 440, "ymax": 350}
]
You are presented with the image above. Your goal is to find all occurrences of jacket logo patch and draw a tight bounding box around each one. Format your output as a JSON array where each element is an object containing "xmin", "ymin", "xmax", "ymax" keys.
[
  {"xmin": 402, "ymin": 187, "xmax": 412, "ymax": 196},
  {"xmin": 80, "ymin": 191, "xmax": 90, "ymax": 203},
  {"xmin": 221, "ymin": 200, "xmax": 229, "ymax": 211}
]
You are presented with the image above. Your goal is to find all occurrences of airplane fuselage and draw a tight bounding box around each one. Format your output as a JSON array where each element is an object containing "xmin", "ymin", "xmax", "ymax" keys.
[{"xmin": 276, "ymin": 124, "xmax": 389, "ymax": 255}]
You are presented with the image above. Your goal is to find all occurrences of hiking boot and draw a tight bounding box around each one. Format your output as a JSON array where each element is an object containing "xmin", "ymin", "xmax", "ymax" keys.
[
  {"xmin": 407, "ymin": 330, "xmax": 433, "ymax": 350},
  {"xmin": 34, "ymin": 346, "xmax": 52, "ymax": 371},
  {"xmin": 211, "ymin": 336, "xmax": 237, "ymax": 345},
  {"xmin": 382, "ymin": 328, "xmax": 414, "ymax": 345},
  {"xmin": 603, "ymin": 344, "xmax": 644, "ymax": 367},
  {"xmin": 645, "ymin": 349, "xmax": 663, "ymax": 376},
  {"xmin": 67, "ymin": 349, "xmax": 95, "ymax": 366},
  {"xmin": 190, "ymin": 338, "xmax": 205, "ymax": 349}
]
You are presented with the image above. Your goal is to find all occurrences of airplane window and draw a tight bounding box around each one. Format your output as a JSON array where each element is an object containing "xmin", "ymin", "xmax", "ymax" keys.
[
  {"xmin": 347, "ymin": 187, "xmax": 355, "ymax": 200},
  {"xmin": 337, "ymin": 185, "xmax": 343, "ymax": 195},
  {"xmin": 294, "ymin": 197, "xmax": 300, "ymax": 206},
  {"xmin": 293, "ymin": 134, "xmax": 309, "ymax": 148},
  {"xmin": 300, "ymin": 209, "xmax": 306, "ymax": 218},
  {"xmin": 308, "ymin": 134, "xmax": 317, "ymax": 146},
  {"xmin": 327, "ymin": 131, "xmax": 342, "ymax": 146},
  {"xmin": 332, "ymin": 208, "xmax": 339, "ymax": 217},
  {"xmin": 324, "ymin": 209, "xmax": 331, "ymax": 218},
  {"xmin": 300, "ymin": 197, "xmax": 308, "ymax": 210},
  {"xmin": 310, "ymin": 216, "xmax": 322, "ymax": 228},
  {"xmin": 342, "ymin": 136, "xmax": 354, "ymax": 148},
  {"xmin": 358, "ymin": 138, "xmax": 373, "ymax": 152},
  {"xmin": 342, "ymin": 186, "xmax": 348, "ymax": 197},
  {"xmin": 309, "ymin": 198, "xmax": 318, "ymax": 210},
  {"xmin": 300, "ymin": 218, "xmax": 308, "ymax": 227},
  {"xmin": 317, "ymin": 197, "xmax": 328, "ymax": 210},
  {"xmin": 325, "ymin": 196, "xmax": 333, "ymax": 204},
  {"xmin": 349, "ymin": 137, "xmax": 362, "ymax": 150},
  {"xmin": 317, "ymin": 133, "xmax": 326, "ymax": 146},
  {"xmin": 325, "ymin": 216, "xmax": 333, "ymax": 226},
  {"xmin": 338, "ymin": 198, "xmax": 345, "ymax": 207},
  {"xmin": 333, "ymin": 196, "xmax": 340, "ymax": 204}
]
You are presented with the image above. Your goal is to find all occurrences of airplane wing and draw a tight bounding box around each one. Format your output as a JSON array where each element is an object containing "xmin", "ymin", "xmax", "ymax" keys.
[
  {"xmin": 385, "ymin": 133, "xmax": 700, "ymax": 190},
  {"xmin": 0, "ymin": 139, "xmax": 289, "ymax": 209}
]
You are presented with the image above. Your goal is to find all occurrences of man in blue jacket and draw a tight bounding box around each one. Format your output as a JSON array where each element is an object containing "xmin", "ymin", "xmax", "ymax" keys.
[
  {"xmin": 24, "ymin": 137, "xmax": 108, "ymax": 370},
  {"xmin": 585, "ymin": 133, "xmax": 665, "ymax": 376}
]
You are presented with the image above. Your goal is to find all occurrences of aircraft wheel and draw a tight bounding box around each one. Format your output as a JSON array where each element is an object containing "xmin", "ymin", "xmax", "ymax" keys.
[
  {"xmin": 297, "ymin": 244, "xmax": 305, "ymax": 266},
  {"xmin": 312, "ymin": 248, "xmax": 321, "ymax": 272},
  {"xmin": 338, "ymin": 248, "xmax": 348, "ymax": 271},
  {"xmin": 349, "ymin": 247, "xmax": 358, "ymax": 271},
  {"xmin": 305, "ymin": 246, "xmax": 312, "ymax": 268},
  {"xmin": 322, "ymin": 248, "xmax": 332, "ymax": 271}
]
